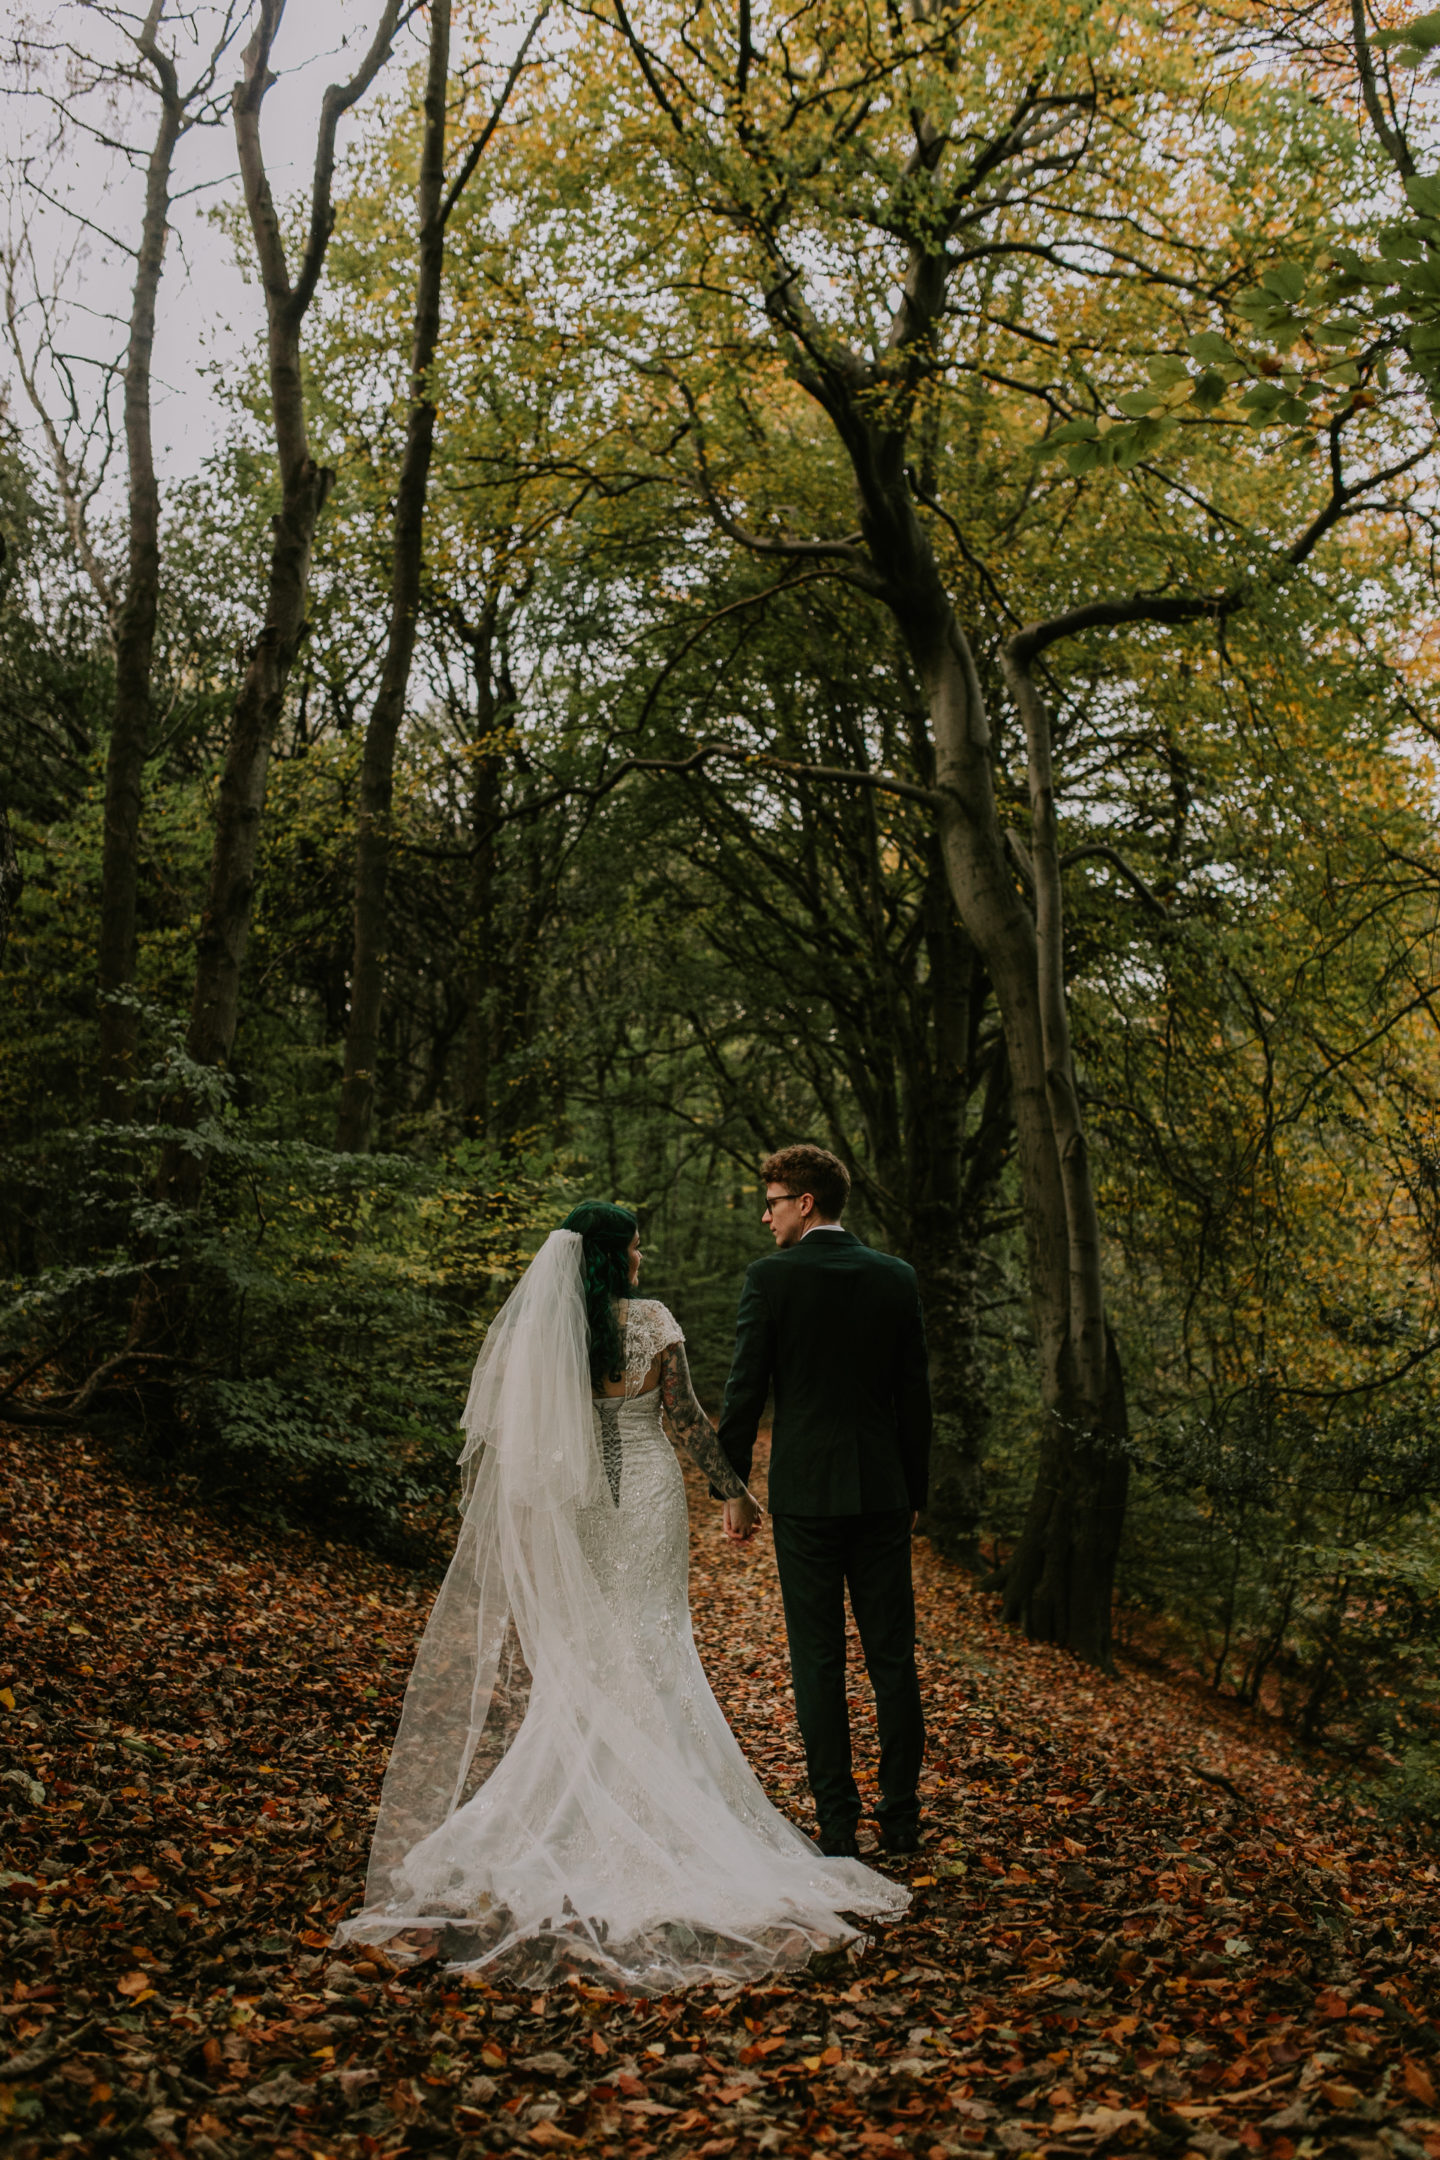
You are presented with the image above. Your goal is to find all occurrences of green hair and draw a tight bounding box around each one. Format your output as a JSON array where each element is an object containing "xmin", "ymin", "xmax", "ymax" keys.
[{"xmin": 560, "ymin": 1200, "xmax": 638, "ymax": 1386}]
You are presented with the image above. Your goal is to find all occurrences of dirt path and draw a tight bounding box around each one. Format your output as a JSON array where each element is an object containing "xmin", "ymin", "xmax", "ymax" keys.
[{"xmin": 2, "ymin": 1422, "xmax": 1438, "ymax": 2160}]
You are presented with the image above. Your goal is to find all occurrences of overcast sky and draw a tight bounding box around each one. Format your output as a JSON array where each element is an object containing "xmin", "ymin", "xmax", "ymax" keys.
[{"xmin": 2, "ymin": 1, "xmax": 430, "ymax": 491}]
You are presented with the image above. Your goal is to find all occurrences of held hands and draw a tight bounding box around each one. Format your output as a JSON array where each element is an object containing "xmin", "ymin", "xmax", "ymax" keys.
[{"xmin": 723, "ymin": 1493, "xmax": 764, "ymax": 1544}]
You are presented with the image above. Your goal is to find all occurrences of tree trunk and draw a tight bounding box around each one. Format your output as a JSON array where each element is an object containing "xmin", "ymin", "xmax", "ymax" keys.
[
  {"xmin": 136, "ymin": 0, "xmax": 401, "ymax": 1266},
  {"xmin": 157, "ymin": 455, "xmax": 332, "ymax": 1206},
  {"xmin": 998, "ymin": 1326, "xmax": 1130, "ymax": 1667},
  {"xmin": 335, "ymin": 0, "xmax": 452, "ymax": 1152},
  {"xmin": 910, "ymin": 865, "xmax": 997, "ymax": 1565},
  {"xmin": 825, "ymin": 411, "xmax": 1129, "ymax": 1661},
  {"xmin": 460, "ymin": 610, "xmax": 503, "ymax": 1136},
  {"xmin": 97, "ymin": 18, "xmax": 185, "ymax": 1118},
  {"xmin": 913, "ymin": 1222, "xmax": 988, "ymax": 1564},
  {"xmin": 926, "ymin": 605, "xmax": 1128, "ymax": 1666},
  {"xmin": 0, "ymin": 799, "xmax": 21, "ymax": 965}
]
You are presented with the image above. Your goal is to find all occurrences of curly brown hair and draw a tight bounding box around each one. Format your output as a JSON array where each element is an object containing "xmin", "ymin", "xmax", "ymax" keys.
[{"xmin": 760, "ymin": 1144, "xmax": 850, "ymax": 1221}]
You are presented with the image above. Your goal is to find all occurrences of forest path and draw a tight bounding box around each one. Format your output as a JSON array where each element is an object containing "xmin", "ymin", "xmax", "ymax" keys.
[{"xmin": 2, "ymin": 1422, "xmax": 1437, "ymax": 2160}]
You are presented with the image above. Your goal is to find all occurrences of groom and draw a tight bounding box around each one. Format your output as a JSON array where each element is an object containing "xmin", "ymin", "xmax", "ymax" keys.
[{"xmin": 716, "ymin": 1145, "xmax": 932, "ymax": 1859}]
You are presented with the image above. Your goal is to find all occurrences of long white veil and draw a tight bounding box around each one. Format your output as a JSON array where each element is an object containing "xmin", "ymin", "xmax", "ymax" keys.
[{"xmin": 357, "ymin": 1228, "xmax": 600, "ymax": 1901}]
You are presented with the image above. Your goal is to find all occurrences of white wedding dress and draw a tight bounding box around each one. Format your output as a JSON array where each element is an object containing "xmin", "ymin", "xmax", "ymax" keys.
[{"xmin": 338, "ymin": 1232, "xmax": 907, "ymax": 1992}]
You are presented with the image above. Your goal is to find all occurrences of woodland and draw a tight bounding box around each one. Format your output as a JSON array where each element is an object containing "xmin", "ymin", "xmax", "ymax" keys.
[
  {"xmin": 4, "ymin": 0, "xmax": 1440, "ymax": 1958},
  {"xmin": 6, "ymin": 2, "xmax": 1440, "ymax": 2156}
]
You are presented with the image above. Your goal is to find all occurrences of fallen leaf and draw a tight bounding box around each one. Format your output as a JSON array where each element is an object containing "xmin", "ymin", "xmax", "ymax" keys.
[
  {"xmin": 3, "ymin": 1418, "xmax": 1437, "ymax": 2160},
  {"xmin": 1404, "ymin": 2061, "xmax": 1439, "ymax": 2110}
]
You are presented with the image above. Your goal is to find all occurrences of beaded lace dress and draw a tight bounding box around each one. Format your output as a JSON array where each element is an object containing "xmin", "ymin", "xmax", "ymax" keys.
[{"xmin": 337, "ymin": 1232, "xmax": 908, "ymax": 1992}]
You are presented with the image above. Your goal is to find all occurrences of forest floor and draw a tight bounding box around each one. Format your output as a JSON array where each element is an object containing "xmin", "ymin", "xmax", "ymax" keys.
[{"xmin": 3, "ymin": 1421, "xmax": 1439, "ymax": 2160}]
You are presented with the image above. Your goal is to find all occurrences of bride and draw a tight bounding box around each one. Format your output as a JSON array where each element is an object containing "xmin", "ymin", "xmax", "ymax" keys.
[{"xmin": 338, "ymin": 1200, "xmax": 908, "ymax": 1992}]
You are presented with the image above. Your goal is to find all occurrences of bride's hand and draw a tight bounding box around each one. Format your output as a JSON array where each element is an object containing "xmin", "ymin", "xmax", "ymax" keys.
[{"xmin": 724, "ymin": 1494, "xmax": 763, "ymax": 1543}]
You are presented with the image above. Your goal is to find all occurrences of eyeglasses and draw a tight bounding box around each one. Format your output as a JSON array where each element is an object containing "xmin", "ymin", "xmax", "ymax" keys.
[{"xmin": 763, "ymin": 1191, "xmax": 801, "ymax": 1209}]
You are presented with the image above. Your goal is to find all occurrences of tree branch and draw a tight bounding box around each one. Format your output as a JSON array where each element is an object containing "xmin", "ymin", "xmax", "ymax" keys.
[
  {"xmin": 1007, "ymin": 587, "xmax": 1239, "ymax": 670},
  {"xmin": 609, "ymin": 0, "xmax": 685, "ymax": 133},
  {"xmin": 1007, "ymin": 423, "xmax": 1422, "ymax": 671},
  {"xmin": 1061, "ymin": 842, "xmax": 1166, "ymax": 914},
  {"xmin": 441, "ymin": 3, "xmax": 552, "ymax": 227},
  {"xmin": 290, "ymin": 0, "xmax": 409, "ymax": 321},
  {"xmin": 487, "ymin": 741, "xmax": 943, "ymax": 837},
  {"xmin": 1352, "ymin": 0, "xmax": 1415, "ymax": 181},
  {"xmin": 675, "ymin": 379, "xmax": 884, "ymax": 587}
]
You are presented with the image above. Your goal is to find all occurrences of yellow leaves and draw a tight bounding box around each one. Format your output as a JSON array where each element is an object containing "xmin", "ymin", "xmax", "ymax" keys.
[{"xmin": 802, "ymin": 2044, "xmax": 845, "ymax": 2069}]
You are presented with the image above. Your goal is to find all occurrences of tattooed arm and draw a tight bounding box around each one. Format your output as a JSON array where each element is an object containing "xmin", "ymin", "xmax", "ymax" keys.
[{"xmin": 658, "ymin": 1341, "xmax": 753, "ymax": 1503}]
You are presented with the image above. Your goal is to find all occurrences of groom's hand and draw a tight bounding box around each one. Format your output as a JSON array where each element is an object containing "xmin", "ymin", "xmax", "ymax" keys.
[{"xmin": 724, "ymin": 1495, "xmax": 762, "ymax": 1543}]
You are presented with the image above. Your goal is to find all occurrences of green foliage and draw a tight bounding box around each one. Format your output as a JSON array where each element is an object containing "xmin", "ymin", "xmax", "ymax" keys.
[
  {"xmin": 1120, "ymin": 1393, "xmax": 1440, "ymax": 1741},
  {"xmin": 1, "ymin": 1019, "xmax": 561, "ymax": 1538}
]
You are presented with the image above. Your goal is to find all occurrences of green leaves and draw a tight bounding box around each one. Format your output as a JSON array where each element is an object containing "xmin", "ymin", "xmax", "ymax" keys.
[
  {"xmin": 1376, "ymin": 9, "xmax": 1440, "ymax": 71},
  {"xmin": 1111, "ymin": 415, "xmax": 1172, "ymax": 467},
  {"xmin": 1035, "ymin": 411, "xmax": 1177, "ymax": 473},
  {"xmin": 1040, "ymin": 417, "xmax": 1101, "ymax": 447},
  {"xmin": 1036, "ymin": 312, "xmax": 1343, "ymax": 471},
  {"xmin": 1189, "ymin": 370, "xmax": 1228, "ymax": 412},
  {"xmin": 1185, "ymin": 331, "xmax": 1239, "ymax": 366},
  {"xmin": 1238, "ymin": 380, "xmax": 1311, "ymax": 427},
  {"xmin": 1233, "ymin": 266, "xmax": 1312, "ymax": 343}
]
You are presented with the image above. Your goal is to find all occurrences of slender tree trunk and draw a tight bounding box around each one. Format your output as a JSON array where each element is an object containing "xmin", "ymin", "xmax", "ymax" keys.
[
  {"xmin": 993, "ymin": 646, "xmax": 1129, "ymax": 1660},
  {"xmin": 97, "ymin": 16, "xmax": 184, "ymax": 1120},
  {"xmin": 336, "ymin": 0, "xmax": 452, "ymax": 1152},
  {"xmin": 0, "ymin": 798, "xmax": 21, "ymax": 965},
  {"xmin": 157, "ymin": 458, "xmax": 332, "ymax": 1208},
  {"xmin": 911, "ymin": 872, "xmax": 996, "ymax": 1565},
  {"xmin": 0, "ymin": 519, "xmax": 17, "ymax": 964},
  {"xmin": 136, "ymin": 0, "xmax": 401, "ymax": 1272},
  {"xmin": 460, "ymin": 609, "xmax": 503, "ymax": 1135}
]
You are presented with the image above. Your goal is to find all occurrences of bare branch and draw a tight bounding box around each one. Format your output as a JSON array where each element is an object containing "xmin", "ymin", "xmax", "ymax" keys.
[
  {"xmin": 289, "ymin": 0, "xmax": 409, "ymax": 320},
  {"xmin": 441, "ymin": 3, "xmax": 552, "ymax": 228},
  {"xmin": 472, "ymin": 741, "xmax": 944, "ymax": 843},
  {"xmin": 1061, "ymin": 842, "xmax": 1166, "ymax": 915},
  {"xmin": 610, "ymin": 0, "xmax": 685, "ymax": 133},
  {"xmin": 1352, "ymin": 0, "xmax": 1415, "ymax": 181}
]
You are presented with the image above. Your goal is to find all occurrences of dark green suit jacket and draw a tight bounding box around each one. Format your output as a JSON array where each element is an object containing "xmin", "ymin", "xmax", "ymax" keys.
[{"xmin": 716, "ymin": 1228, "xmax": 932, "ymax": 1516}]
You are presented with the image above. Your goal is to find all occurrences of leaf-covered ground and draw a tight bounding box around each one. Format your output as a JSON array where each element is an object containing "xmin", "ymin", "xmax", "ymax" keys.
[{"xmin": 3, "ymin": 1420, "xmax": 1439, "ymax": 2160}]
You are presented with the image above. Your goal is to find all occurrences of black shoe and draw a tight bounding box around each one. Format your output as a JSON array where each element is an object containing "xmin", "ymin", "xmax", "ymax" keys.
[
  {"xmin": 880, "ymin": 1820, "xmax": 921, "ymax": 1855},
  {"xmin": 817, "ymin": 1828, "xmax": 861, "ymax": 1859}
]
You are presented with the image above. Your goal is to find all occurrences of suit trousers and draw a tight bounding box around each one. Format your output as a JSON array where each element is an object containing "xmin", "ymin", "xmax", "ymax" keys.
[{"xmin": 771, "ymin": 1509, "xmax": 925, "ymax": 1837}]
